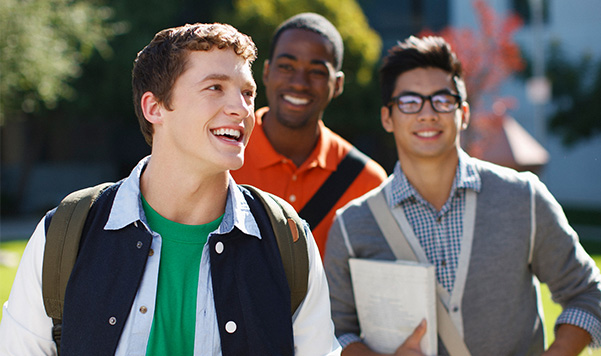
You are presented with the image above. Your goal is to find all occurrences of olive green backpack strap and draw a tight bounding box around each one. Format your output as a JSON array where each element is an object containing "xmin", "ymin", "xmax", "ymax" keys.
[
  {"xmin": 242, "ymin": 185, "xmax": 309, "ymax": 315},
  {"xmin": 42, "ymin": 182, "xmax": 113, "ymax": 354}
]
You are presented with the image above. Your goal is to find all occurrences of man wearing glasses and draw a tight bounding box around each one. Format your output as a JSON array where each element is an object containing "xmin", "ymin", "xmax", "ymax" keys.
[{"xmin": 324, "ymin": 36, "xmax": 601, "ymax": 355}]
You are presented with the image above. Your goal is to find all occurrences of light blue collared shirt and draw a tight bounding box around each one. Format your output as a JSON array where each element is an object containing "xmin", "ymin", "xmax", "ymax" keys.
[{"xmin": 111, "ymin": 156, "xmax": 262, "ymax": 356}]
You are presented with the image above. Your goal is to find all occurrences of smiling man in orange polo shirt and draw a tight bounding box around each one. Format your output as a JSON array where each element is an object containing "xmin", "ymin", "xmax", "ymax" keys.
[{"xmin": 232, "ymin": 13, "xmax": 387, "ymax": 258}]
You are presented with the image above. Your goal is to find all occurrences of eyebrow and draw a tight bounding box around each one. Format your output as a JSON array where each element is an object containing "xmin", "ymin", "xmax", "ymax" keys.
[
  {"xmin": 275, "ymin": 53, "xmax": 330, "ymax": 67},
  {"xmin": 398, "ymin": 88, "xmax": 456, "ymax": 96},
  {"xmin": 198, "ymin": 73, "xmax": 256, "ymax": 91},
  {"xmin": 201, "ymin": 73, "xmax": 232, "ymax": 82}
]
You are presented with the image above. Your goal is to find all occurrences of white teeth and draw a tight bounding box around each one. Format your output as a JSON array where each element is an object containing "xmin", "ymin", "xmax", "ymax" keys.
[
  {"xmin": 283, "ymin": 95, "xmax": 309, "ymax": 105},
  {"xmin": 416, "ymin": 131, "xmax": 438, "ymax": 138},
  {"xmin": 212, "ymin": 128, "xmax": 241, "ymax": 139}
]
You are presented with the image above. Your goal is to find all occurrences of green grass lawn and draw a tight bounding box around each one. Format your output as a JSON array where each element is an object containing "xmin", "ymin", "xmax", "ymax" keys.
[
  {"xmin": 1, "ymin": 239, "xmax": 600, "ymax": 354},
  {"xmin": 0, "ymin": 240, "xmax": 27, "ymax": 320}
]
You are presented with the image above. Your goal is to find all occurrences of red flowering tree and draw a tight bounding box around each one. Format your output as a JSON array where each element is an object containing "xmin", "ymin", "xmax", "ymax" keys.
[{"xmin": 420, "ymin": 0, "xmax": 525, "ymax": 159}]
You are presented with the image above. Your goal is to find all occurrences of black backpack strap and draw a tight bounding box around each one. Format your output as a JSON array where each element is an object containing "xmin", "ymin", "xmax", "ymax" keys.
[
  {"xmin": 242, "ymin": 185, "xmax": 309, "ymax": 315},
  {"xmin": 42, "ymin": 182, "xmax": 113, "ymax": 354},
  {"xmin": 299, "ymin": 147, "xmax": 369, "ymax": 228}
]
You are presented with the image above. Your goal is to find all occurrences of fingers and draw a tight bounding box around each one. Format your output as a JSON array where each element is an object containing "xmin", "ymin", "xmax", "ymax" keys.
[
  {"xmin": 394, "ymin": 319, "xmax": 427, "ymax": 356},
  {"xmin": 405, "ymin": 319, "xmax": 427, "ymax": 347}
]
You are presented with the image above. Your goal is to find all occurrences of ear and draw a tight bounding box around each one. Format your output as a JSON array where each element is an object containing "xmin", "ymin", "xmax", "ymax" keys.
[
  {"xmin": 460, "ymin": 102, "xmax": 470, "ymax": 130},
  {"xmin": 381, "ymin": 106, "xmax": 394, "ymax": 133},
  {"xmin": 333, "ymin": 71, "xmax": 345, "ymax": 98},
  {"xmin": 141, "ymin": 91, "xmax": 163, "ymax": 125},
  {"xmin": 262, "ymin": 59, "xmax": 271, "ymax": 85}
]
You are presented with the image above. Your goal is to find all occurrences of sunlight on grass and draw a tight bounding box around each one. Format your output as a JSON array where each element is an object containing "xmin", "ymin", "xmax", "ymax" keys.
[{"xmin": 0, "ymin": 240, "xmax": 27, "ymax": 320}]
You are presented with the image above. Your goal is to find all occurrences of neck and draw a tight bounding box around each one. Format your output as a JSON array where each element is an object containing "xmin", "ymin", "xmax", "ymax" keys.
[
  {"xmin": 140, "ymin": 155, "xmax": 228, "ymax": 225},
  {"xmin": 399, "ymin": 150, "xmax": 459, "ymax": 211},
  {"xmin": 261, "ymin": 110, "xmax": 321, "ymax": 167}
]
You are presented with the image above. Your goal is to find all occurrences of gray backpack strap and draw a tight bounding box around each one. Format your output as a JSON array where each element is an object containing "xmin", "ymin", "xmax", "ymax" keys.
[
  {"xmin": 242, "ymin": 185, "xmax": 309, "ymax": 315},
  {"xmin": 42, "ymin": 182, "xmax": 113, "ymax": 354},
  {"xmin": 367, "ymin": 190, "xmax": 472, "ymax": 356}
]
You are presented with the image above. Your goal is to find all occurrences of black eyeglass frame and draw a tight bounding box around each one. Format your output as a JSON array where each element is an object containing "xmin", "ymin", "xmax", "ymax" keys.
[{"xmin": 387, "ymin": 90, "xmax": 463, "ymax": 114}]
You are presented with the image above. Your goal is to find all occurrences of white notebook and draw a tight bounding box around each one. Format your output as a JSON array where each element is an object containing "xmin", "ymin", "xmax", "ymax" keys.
[{"xmin": 349, "ymin": 258, "xmax": 437, "ymax": 356}]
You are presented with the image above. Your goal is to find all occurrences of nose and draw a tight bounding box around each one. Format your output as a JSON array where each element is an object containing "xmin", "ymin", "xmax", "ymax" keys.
[
  {"xmin": 290, "ymin": 69, "xmax": 310, "ymax": 89},
  {"xmin": 225, "ymin": 92, "xmax": 253, "ymax": 120},
  {"xmin": 417, "ymin": 98, "xmax": 438, "ymax": 121}
]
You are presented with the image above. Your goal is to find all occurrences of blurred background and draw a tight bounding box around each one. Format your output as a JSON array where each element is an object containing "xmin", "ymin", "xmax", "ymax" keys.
[
  {"xmin": 1, "ymin": 1, "xmax": 600, "ymax": 353},
  {"xmin": 1, "ymin": 0, "xmax": 600, "ymax": 236}
]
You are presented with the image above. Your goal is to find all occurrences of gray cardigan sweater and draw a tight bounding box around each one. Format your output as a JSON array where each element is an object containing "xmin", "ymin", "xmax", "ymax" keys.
[{"xmin": 324, "ymin": 157, "xmax": 601, "ymax": 356}]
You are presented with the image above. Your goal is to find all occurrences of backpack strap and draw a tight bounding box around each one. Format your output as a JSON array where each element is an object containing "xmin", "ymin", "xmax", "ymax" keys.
[
  {"xmin": 42, "ymin": 182, "xmax": 113, "ymax": 354},
  {"xmin": 242, "ymin": 185, "xmax": 309, "ymax": 315},
  {"xmin": 299, "ymin": 147, "xmax": 368, "ymax": 229}
]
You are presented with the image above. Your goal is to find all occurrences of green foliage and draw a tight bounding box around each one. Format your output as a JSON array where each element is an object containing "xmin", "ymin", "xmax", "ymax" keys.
[
  {"xmin": 0, "ymin": 240, "xmax": 27, "ymax": 320},
  {"xmin": 520, "ymin": 41, "xmax": 601, "ymax": 146},
  {"xmin": 0, "ymin": 0, "xmax": 125, "ymax": 123},
  {"xmin": 545, "ymin": 42, "xmax": 601, "ymax": 146},
  {"xmin": 216, "ymin": 0, "xmax": 384, "ymax": 141}
]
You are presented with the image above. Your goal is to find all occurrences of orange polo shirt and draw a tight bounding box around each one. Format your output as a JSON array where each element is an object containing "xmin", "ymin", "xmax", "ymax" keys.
[{"xmin": 232, "ymin": 107, "xmax": 388, "ymax": 259}]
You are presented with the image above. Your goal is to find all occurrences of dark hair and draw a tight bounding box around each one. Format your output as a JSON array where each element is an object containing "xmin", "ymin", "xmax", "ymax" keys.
[
  {"xmin": 379, "ymin": 36, "xmax": 467, "ymax": 107},
  {"xmin": 132, "ymin": 23, "xmax": 257, "ymax": 146},
  {"xmin": 269, "ymin": 12, "xmax": 343, "ymax": 71}
]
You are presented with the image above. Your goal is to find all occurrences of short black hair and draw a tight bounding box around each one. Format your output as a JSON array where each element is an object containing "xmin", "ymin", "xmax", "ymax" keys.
[
  {"xmin": 269, "ymin": 12, "xmax": 344, "ymax": 71},
  {"xmin": 379, "ymin": 36, "xmax": 467, "ymax": 107}
]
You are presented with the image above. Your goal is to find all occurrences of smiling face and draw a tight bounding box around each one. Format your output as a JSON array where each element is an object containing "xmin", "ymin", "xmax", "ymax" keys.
[
  {"xmin": 381, "ymin": 67, "xmax": 469, "ymax": 164},
  {"xmin": 262, "ymin": 28, "xmax": 344, "ymax": 130},
  {"xmin": 144, "ymin": 48, "xmax": 257, "ymax": 173}
]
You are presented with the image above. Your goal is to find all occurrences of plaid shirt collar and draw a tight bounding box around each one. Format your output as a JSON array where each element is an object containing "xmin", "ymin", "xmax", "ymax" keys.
[{"xmin": 388, "ymin": 149, "xmax": 482, "ymax": 209}]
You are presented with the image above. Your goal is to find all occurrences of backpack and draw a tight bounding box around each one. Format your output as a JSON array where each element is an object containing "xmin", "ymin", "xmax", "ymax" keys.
[{"xmin": 42, "ymin": 182, "xmax": 309, "ymax": 354}]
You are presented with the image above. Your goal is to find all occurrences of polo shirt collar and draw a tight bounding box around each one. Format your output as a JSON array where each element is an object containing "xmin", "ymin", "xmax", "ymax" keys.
[{"xmin": 253, "ymin": 107, "xmax": 335, "ymax": 171}]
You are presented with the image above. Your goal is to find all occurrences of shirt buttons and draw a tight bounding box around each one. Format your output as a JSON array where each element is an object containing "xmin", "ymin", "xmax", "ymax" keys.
[
  {"xmin": 108, "ymin": 316, "xmax": 117, "ymax": 325},
  {"xmin": 289, "ymin": 194, "xmax": 297, "ymax": 202},
  {"xmin": 291, "ymin": 175, "xmax": 297, "ymax": 181},
  {"xmin": 452, "ymin": 306, "xmax": 459, "ymax": 313},
  {"xmin": 225, "ymin": 321, "xmax": 237, "ymax": 333},
  {"xmin": 148, "ymin": 249, "xmax": 154, "ymax": 256},
  {"xmin": 215, "ymin": 241, "xmax": 224, "ymax": 254},
  {"xmin": 139, "ymin": 306, "xmax": 148, "ymax": 314},
  {"xmin": 136, "ymin": 241, "xmax": 143, "ymax": 249}
]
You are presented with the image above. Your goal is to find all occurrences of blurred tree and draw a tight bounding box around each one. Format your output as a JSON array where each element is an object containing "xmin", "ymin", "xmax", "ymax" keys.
[
  {"xmin": 216, "ymin": 0, "xmax": 385, "ymax": 154},
  {"xmin": 0, "ymin": 0, "xmax": 124, "ymax": 123},
  {"xmin": 544, "ymin": 42, "xmax": 601, "ymax": 146}
]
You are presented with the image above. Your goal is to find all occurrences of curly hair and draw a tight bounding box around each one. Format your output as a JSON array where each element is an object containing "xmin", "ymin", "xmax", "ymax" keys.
[{"xmin": 132, "ymin": 23, "xmax": 257, "ymax": 146}]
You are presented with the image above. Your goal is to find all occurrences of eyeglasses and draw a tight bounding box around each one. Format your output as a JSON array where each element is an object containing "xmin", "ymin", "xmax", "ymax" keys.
[{"xmin": 388, "ymin": 91, "xmax": 462, "ymax": 114}]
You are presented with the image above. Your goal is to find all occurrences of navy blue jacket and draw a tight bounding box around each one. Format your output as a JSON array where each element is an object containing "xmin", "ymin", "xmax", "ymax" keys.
[{"xmin": 45, "ymin": 183, "xmax": 294, "ymax": 355}]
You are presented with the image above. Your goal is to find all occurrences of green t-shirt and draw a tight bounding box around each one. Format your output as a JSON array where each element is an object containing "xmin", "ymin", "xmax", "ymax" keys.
[{"xmin": 142, "ymin": 196, "xmax": 223, "ymax": 356}]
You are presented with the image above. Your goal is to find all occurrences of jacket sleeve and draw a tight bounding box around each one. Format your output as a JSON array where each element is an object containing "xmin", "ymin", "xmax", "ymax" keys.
[
  {"xmin": 529, "ymin": 174, "xmax": 601, "ymax": 345},
  {"xmin": 324, "ymin": 212, "xmax": 363, "ymax": 348},
  {"xmin": 0, "ymin": 218, "xmax": 57, "ymax": 355}
]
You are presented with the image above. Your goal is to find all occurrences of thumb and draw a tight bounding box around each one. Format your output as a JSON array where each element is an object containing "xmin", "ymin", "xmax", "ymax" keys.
[{"xmin": 403, "ymin": 319, "xmax": 427, "ymax": 349}]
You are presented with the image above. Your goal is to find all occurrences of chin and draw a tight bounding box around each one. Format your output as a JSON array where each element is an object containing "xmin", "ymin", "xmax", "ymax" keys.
[{"xmin": 227, "ymin": 157, "xmax": 245, "ymax": 171}]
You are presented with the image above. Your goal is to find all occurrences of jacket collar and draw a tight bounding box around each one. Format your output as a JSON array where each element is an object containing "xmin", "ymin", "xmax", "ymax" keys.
[{"xmin": 105, "ymin": 155, "xmax": 261, "ymax": 239}]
